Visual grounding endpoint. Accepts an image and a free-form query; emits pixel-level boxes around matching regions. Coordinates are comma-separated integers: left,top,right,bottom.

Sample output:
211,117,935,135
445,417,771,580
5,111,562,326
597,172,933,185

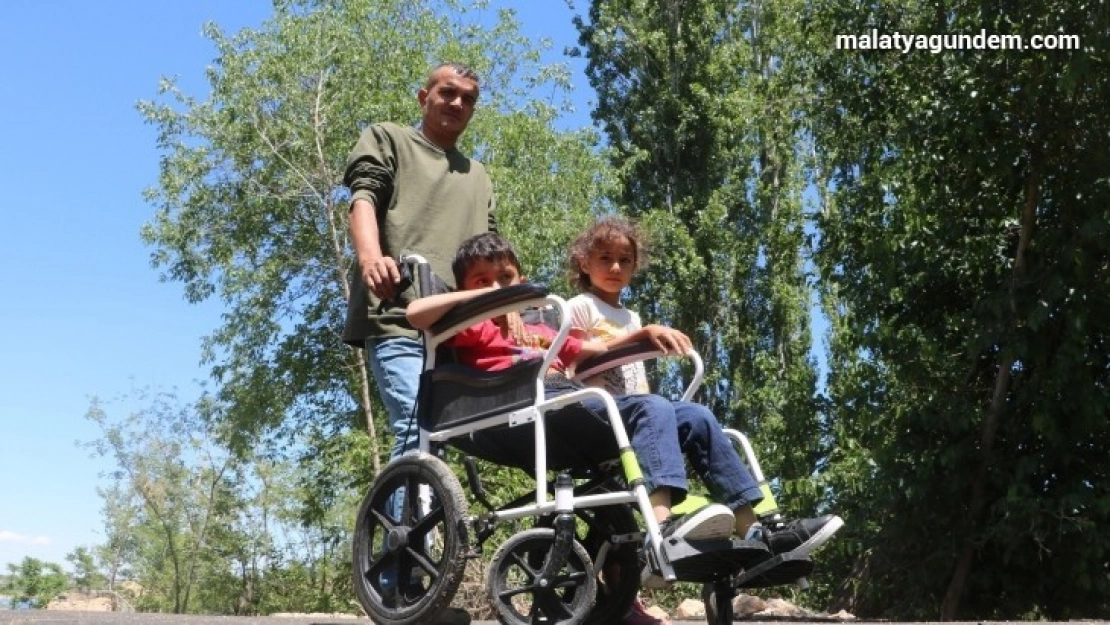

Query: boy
407,233,841,555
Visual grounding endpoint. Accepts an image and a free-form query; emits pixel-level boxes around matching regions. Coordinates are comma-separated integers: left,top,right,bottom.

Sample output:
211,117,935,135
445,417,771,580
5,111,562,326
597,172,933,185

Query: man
344,62,496,458
343,62,495,625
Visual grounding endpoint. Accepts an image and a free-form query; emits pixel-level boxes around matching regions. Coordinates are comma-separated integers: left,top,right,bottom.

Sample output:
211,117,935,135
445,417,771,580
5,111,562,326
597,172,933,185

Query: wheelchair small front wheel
487,528,597,625
351,453,468,625
536,503,639,625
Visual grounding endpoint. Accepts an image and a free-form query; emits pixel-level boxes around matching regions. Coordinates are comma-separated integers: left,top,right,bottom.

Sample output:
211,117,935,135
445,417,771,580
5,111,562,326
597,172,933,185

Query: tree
85,390,246,613
805,0,1110,618
573,0,825,518
96,482,140,591
66,547,106,594
4,557,68,608
138,0,609,507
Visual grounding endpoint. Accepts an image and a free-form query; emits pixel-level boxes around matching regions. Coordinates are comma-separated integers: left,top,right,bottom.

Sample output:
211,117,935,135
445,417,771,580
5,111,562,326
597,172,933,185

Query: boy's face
461,258,523,290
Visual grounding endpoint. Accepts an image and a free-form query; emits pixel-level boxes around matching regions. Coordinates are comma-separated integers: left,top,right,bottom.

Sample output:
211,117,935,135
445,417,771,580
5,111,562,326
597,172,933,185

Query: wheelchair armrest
573,339,661,381
428,283,551,337
572,339,705,402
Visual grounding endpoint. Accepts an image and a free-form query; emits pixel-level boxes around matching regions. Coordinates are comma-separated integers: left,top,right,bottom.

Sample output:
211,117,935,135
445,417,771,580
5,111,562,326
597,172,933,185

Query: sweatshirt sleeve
343,124,396,212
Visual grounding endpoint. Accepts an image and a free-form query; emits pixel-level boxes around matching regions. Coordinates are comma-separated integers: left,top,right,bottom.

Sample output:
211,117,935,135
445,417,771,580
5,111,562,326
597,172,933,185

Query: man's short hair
427,62,480,88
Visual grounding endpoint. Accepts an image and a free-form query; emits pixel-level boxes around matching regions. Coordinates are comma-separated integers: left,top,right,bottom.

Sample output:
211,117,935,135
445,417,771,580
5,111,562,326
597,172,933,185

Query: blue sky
0,1,593,572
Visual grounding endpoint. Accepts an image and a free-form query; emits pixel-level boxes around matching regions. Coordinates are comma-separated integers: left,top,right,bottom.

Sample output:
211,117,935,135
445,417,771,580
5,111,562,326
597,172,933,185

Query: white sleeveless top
566,292,651,395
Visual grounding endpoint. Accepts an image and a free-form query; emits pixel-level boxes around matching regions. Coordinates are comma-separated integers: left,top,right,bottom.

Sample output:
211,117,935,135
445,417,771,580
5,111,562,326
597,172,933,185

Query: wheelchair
351,256,819,625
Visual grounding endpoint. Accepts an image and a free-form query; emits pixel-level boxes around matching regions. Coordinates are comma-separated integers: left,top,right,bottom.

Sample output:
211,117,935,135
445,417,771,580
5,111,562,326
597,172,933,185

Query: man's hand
360,256,402,301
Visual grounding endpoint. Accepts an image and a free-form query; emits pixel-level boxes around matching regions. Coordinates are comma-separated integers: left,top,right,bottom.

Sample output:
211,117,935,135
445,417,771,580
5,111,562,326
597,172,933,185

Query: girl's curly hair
566,215,650,292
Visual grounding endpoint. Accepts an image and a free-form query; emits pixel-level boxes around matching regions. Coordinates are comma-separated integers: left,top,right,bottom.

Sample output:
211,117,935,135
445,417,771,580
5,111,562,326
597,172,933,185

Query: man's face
461,258,522,291
418,68,479,148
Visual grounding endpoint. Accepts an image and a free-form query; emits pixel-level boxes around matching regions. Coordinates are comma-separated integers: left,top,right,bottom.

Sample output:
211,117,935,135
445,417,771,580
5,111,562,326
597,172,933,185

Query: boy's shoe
659,503,735,542
755,514,844,556
623,597,671,625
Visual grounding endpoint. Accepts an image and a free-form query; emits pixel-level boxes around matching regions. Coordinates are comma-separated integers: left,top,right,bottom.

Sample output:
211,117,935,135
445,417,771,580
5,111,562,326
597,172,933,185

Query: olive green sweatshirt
342,122,496,344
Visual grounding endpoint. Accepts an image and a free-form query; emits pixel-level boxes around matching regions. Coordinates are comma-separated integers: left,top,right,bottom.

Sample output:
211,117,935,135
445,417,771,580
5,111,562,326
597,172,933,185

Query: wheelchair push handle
398,253,440,300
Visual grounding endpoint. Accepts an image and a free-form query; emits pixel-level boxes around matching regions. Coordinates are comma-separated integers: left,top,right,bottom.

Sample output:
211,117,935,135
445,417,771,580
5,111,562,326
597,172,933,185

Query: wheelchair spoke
367,505,397,530
495,584,536,601
407,503,445,538
533,589,575,621
404,546,441,583
506,550,541,579
550,570,589,589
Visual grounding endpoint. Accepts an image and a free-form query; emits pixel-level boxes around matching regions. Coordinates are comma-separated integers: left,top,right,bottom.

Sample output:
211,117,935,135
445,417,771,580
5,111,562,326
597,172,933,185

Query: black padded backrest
417,359,543,432
417,282,550,433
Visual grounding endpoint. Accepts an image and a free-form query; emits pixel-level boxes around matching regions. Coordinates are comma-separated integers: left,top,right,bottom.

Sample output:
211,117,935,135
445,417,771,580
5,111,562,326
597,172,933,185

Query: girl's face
582,235,636,306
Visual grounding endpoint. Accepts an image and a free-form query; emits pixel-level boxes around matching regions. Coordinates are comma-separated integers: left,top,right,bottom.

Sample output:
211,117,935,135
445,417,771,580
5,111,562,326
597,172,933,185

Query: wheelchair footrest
666,538,771,584
735,550,814,588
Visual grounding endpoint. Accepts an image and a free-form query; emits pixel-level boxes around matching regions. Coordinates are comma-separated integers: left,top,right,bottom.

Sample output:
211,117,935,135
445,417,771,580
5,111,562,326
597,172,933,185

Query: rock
831,609,857,619
733,593,768,616
758,597,814,618
673,598,706,619
45,593,113,612
643,603,671,622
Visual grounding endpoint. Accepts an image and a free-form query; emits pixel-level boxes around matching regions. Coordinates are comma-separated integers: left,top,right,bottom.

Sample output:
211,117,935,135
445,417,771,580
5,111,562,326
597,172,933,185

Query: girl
566,216,681,625
566,216,685,396
564,217,843,624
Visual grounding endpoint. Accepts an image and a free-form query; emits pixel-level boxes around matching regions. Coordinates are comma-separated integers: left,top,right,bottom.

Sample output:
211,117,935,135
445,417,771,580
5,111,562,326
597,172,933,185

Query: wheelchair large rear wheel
487,528,597,625
351,453,468,625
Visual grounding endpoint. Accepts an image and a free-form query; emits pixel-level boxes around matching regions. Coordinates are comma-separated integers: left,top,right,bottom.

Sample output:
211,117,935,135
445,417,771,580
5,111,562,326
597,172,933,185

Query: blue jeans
555,392,763,511
366,336,425,595
366,336,424,459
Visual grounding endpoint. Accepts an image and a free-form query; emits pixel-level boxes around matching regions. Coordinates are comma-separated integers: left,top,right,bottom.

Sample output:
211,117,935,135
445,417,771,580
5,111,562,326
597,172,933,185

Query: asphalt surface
2,613,1107,625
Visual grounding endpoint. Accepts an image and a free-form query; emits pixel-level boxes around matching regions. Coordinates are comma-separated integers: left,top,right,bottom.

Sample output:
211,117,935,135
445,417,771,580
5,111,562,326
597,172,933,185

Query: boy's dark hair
452,232,522,285
567,215,649,291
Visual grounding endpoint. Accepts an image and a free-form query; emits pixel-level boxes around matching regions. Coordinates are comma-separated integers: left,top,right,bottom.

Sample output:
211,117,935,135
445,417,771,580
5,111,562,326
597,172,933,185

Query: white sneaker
662,504,735,541
640,504,736,589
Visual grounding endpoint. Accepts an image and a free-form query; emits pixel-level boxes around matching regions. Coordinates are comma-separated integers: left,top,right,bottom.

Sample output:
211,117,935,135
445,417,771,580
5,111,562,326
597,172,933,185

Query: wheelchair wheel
351,453,468,625
487,528,597,625
702,580,735,625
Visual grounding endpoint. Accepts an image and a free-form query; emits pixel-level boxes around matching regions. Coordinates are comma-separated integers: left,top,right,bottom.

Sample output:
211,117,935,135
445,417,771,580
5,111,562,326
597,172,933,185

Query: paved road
2,613,1105,625
0,610,851,625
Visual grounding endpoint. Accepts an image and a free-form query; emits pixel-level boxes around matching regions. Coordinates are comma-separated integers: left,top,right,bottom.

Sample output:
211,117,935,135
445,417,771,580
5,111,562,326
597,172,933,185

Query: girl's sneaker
660,503,735,541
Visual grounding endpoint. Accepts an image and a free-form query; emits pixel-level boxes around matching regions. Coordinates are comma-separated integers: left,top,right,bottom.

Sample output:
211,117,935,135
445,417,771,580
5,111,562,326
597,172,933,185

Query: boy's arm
406,287,498,330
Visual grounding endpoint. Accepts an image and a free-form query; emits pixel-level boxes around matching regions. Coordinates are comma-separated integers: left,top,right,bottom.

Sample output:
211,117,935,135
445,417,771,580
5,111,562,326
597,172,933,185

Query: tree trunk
940,153,1043,620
